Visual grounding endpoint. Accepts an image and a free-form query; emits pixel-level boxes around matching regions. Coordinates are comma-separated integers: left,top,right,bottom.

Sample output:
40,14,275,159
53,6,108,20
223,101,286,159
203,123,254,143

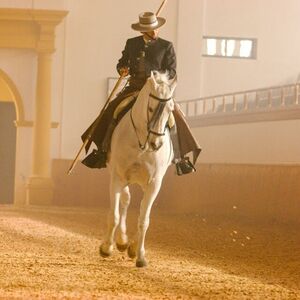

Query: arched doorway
0,8,67,205
0,75,17,204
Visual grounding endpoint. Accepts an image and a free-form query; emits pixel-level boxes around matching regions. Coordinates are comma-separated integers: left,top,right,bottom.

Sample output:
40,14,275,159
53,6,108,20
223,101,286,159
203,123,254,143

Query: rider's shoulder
126,36,143,44
157,37,171,43
157,37,173,48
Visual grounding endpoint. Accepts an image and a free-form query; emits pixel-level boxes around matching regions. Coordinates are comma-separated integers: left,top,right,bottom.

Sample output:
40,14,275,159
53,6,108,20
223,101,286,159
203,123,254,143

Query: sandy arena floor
0,205,299,299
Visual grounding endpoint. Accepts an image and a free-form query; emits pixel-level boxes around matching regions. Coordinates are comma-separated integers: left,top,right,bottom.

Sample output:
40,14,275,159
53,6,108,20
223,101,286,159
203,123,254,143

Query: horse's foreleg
100,176,123,257
116,186,130,252
135,180,162,267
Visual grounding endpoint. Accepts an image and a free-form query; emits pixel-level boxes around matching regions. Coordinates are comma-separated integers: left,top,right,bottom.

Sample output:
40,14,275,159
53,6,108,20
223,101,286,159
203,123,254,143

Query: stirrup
82,149,107,169
175,157,196,176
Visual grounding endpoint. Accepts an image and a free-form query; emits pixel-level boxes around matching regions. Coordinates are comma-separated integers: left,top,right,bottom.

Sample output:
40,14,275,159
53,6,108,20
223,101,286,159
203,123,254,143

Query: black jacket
117,35,176,87
81,36,177,154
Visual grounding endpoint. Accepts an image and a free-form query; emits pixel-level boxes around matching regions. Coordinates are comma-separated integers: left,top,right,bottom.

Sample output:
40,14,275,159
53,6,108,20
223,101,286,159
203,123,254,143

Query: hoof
136,259,147,268
127,244,136,259
99,245,112,258
116,243,128,252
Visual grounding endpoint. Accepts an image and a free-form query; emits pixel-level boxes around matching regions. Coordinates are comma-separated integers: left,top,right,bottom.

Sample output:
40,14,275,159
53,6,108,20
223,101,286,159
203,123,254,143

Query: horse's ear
170,75,177,94
150,71,158,88
150,71,156,82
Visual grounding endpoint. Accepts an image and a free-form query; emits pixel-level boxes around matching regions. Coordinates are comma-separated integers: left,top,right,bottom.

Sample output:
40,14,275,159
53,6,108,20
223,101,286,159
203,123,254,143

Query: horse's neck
131,83,150,139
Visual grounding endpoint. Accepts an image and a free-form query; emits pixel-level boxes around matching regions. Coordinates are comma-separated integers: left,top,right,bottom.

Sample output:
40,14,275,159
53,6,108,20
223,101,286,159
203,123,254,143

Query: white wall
176,0,204,101
0,49,37,121
194,119,300,164
202,0,300,96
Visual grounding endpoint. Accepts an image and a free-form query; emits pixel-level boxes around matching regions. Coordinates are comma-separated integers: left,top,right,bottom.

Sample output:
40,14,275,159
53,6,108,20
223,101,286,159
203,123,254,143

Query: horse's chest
124,162,151,184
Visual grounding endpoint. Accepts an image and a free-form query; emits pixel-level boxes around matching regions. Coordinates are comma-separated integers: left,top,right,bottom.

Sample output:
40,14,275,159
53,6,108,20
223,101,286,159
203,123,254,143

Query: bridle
130,92,173,150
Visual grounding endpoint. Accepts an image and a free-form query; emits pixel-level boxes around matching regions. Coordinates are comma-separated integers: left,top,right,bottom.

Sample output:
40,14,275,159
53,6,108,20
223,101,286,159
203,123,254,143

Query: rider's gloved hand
119,67,129,77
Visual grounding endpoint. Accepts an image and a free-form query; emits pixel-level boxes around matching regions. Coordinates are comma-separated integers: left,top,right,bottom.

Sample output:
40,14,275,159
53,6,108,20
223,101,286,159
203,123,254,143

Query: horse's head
146,71,177,151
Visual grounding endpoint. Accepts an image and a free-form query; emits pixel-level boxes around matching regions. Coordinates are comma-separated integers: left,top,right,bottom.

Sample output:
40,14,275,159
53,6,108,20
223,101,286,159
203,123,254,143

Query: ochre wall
52,160,300,225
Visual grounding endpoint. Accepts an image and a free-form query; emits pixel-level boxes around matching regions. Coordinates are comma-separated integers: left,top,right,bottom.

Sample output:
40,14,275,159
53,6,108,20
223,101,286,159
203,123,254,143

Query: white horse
100,71,177,267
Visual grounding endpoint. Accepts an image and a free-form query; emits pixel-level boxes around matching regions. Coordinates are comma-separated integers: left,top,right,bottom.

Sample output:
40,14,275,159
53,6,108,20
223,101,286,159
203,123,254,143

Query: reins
130,91,173,150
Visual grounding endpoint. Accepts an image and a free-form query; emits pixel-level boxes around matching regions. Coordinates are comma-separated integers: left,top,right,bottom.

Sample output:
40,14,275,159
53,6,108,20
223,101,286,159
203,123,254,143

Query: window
203,36,257,59
206,38,217,55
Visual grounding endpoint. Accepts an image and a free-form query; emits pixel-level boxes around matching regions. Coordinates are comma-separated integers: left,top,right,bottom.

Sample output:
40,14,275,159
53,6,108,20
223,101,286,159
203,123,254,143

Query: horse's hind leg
116,185,130,252
100,176,124,257
135,180,162,267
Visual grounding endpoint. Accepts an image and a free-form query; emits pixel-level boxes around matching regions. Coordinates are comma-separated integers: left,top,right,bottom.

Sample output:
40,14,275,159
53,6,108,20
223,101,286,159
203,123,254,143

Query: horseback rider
81,12,201,175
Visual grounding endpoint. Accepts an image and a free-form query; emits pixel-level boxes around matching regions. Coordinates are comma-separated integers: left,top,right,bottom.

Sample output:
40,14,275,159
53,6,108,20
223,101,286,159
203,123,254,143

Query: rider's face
142,30,159,40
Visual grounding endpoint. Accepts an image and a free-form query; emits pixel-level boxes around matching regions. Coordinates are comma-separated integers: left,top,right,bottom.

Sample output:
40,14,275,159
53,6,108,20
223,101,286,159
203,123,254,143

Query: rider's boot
82,119,117,169
170,125,196,176
81,149,107,169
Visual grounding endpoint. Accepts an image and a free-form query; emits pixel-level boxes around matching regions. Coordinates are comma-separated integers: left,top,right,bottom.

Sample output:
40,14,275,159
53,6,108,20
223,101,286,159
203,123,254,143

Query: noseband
130,92,173,150
149,93,172,103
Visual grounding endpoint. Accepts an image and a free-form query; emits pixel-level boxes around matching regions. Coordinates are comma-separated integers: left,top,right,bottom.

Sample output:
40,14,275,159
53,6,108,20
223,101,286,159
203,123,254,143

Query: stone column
26,51,53,205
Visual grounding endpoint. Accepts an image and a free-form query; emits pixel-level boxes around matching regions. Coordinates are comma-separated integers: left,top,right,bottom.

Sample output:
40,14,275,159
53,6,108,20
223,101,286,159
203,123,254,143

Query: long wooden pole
156,0,168,16
67,74,125,175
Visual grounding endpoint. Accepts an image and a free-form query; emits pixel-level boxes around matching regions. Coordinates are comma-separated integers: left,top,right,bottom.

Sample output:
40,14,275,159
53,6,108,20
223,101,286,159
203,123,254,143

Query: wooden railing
178,83,300,119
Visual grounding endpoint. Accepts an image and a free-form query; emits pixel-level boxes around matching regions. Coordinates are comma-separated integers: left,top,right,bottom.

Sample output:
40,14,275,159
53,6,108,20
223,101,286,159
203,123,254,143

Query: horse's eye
149,107,154,113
